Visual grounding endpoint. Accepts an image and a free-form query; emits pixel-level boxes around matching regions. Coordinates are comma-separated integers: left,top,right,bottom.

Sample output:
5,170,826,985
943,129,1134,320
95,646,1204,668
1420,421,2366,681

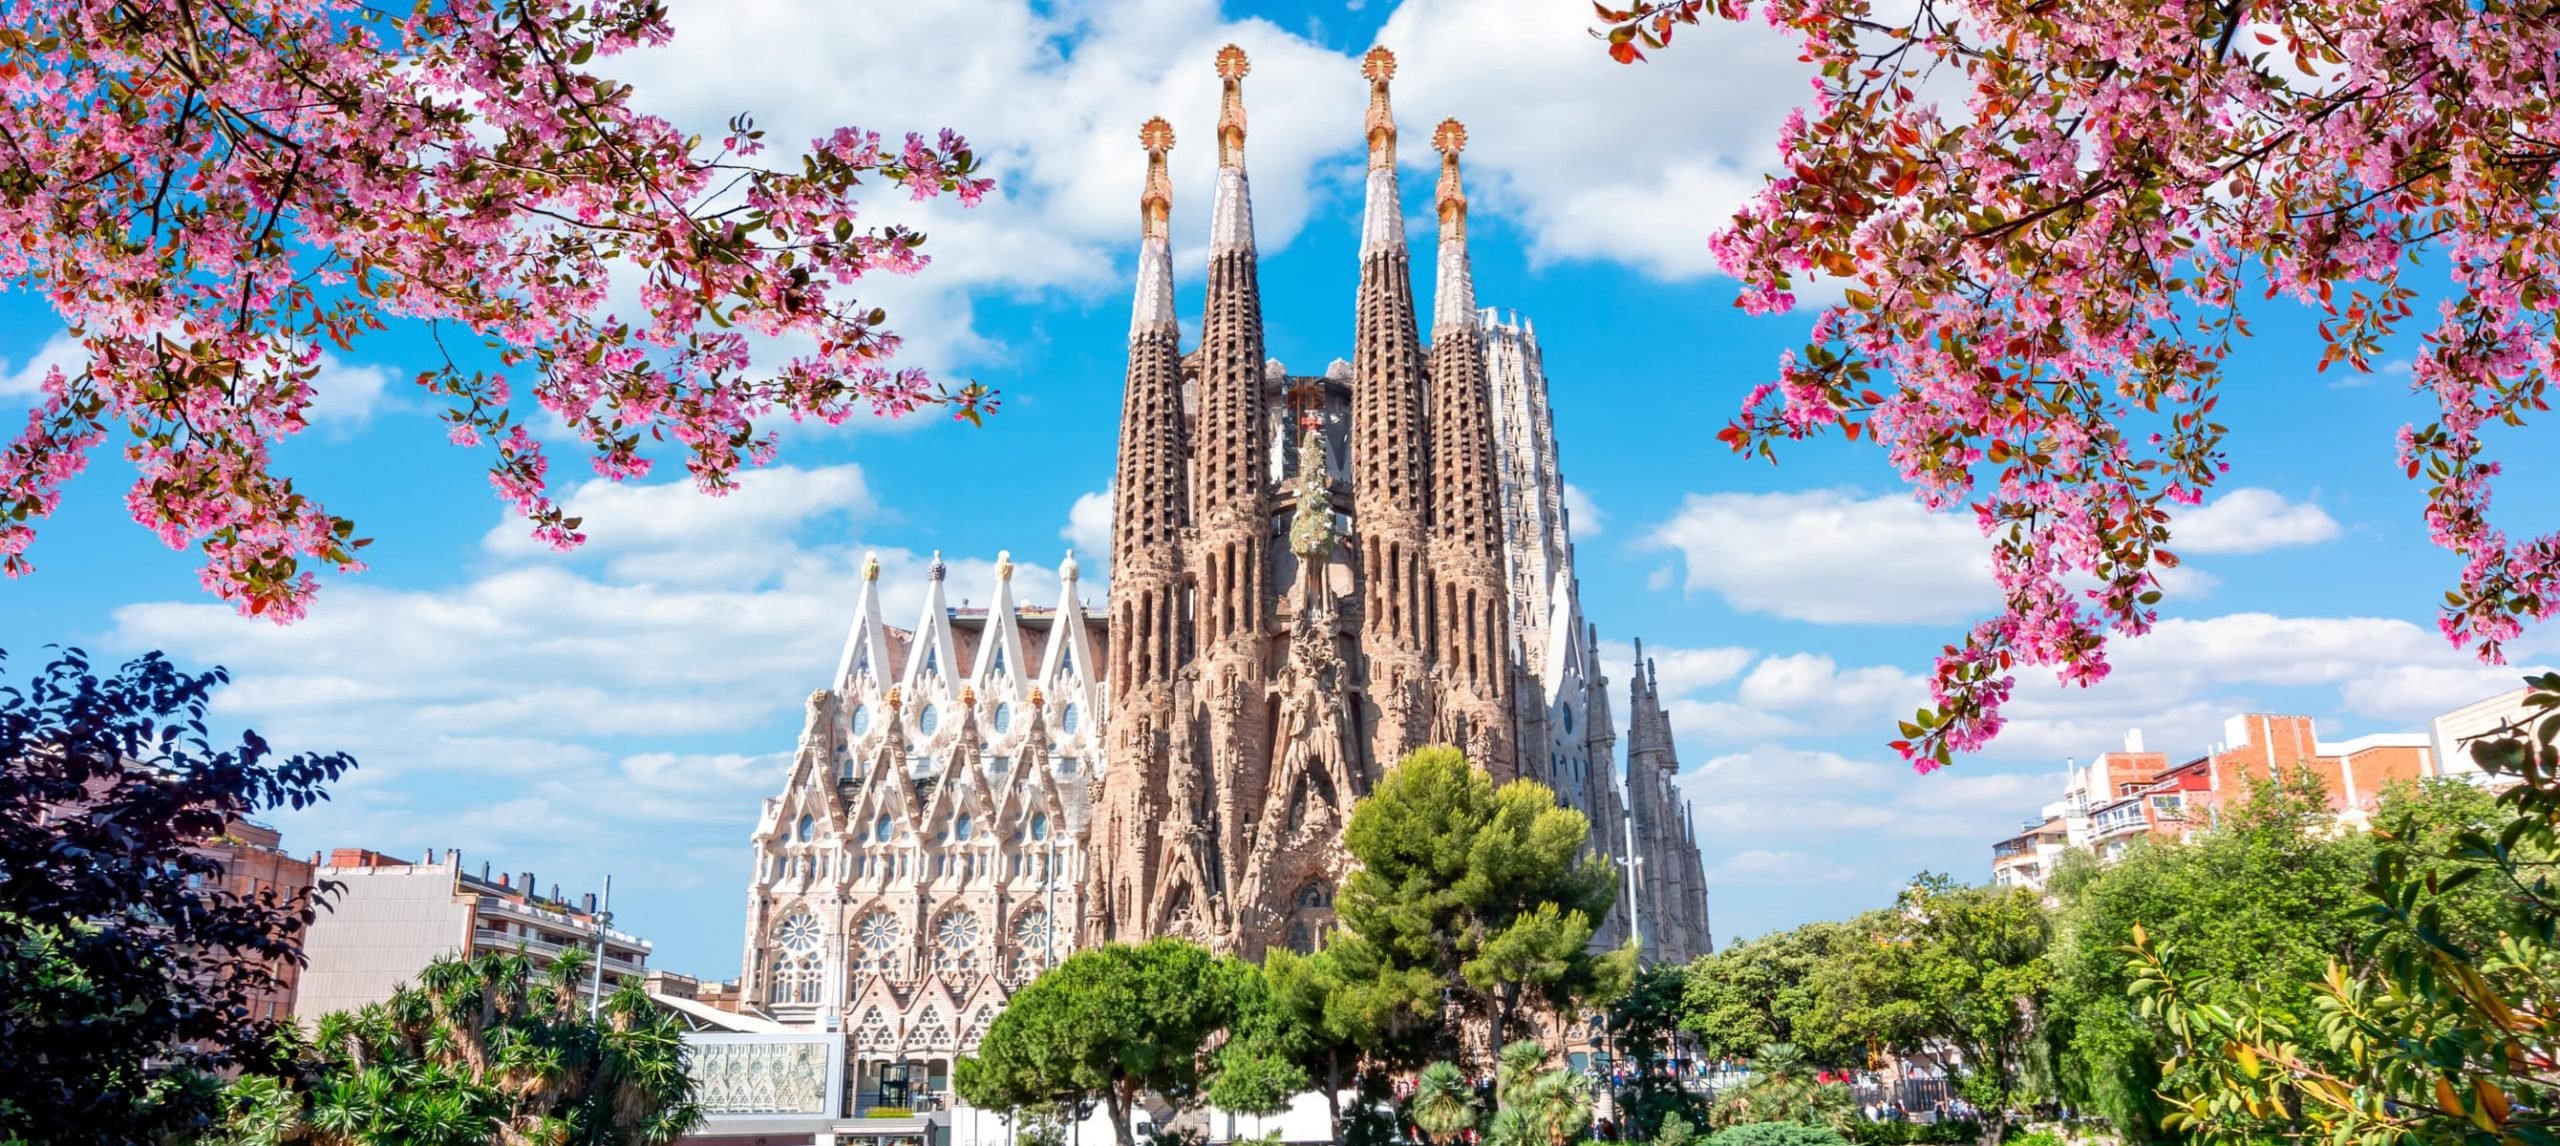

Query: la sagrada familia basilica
736,45,1711,1070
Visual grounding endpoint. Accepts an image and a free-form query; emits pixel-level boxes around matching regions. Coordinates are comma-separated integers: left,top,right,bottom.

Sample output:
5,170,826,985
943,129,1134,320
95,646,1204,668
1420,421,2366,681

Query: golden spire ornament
1215,44,1250,168
1433,118,1469,238
1139,117,1175,241
1362,46,1398,169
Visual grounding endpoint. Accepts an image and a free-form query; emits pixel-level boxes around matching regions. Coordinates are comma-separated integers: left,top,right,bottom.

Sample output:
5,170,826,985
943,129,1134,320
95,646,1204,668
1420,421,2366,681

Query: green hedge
1842,1120,1981,1146
1709,1124,1853,1146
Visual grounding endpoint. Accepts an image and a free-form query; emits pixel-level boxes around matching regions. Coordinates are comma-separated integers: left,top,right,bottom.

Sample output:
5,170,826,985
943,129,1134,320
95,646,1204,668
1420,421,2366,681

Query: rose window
854,909,904,977
1008,909,1050,980
777,910,822,955
932,910,982,975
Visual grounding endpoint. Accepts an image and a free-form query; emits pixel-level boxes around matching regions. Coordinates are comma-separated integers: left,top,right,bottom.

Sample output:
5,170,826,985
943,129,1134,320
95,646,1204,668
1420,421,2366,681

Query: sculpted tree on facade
1596,0,2560,767
0,0,992,621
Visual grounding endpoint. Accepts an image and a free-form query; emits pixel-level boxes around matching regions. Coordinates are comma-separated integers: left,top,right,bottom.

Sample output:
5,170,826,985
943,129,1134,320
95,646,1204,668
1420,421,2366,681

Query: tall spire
1431,119,1476,335
1211,44,1255,252
1093,108,1198,949
1185,41,1273,949
1350,44,1433,768
1359,46,1404,257
1421,114,1512,778
1132,117,1176,338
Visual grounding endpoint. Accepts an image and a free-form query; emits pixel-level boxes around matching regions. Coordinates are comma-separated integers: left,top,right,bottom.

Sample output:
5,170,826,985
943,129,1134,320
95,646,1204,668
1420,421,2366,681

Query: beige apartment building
294,847,651,1022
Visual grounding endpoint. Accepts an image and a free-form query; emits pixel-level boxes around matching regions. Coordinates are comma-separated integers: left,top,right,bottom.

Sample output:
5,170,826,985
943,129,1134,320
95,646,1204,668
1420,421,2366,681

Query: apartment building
2432,685,2546,779
1992,713,2439,889
294,847,651,1022
201,820,318,1022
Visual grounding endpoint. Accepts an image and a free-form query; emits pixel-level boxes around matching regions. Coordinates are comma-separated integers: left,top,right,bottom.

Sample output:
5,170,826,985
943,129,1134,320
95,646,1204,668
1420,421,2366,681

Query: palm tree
1710,1042,1855,1132
214,948,702,1145
1494,1040,1549,1108
1410,1061,1480,1144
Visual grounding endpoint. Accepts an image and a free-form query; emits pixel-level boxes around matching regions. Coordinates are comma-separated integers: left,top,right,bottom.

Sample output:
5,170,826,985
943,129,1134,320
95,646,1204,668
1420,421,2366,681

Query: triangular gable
833,553,896,692
1035,552,1102,748
970,552,1032,704
903,552,960,696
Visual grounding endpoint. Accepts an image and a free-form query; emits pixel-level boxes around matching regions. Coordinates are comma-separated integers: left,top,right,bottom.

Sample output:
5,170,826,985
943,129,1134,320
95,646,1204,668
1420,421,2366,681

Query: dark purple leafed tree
0,646,354,1143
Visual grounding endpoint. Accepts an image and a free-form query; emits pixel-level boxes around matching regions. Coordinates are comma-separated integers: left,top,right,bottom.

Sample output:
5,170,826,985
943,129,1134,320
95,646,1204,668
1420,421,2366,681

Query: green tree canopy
1858,877,2052,1144
2136,674,2560,1146
954,938,1244,1146
1333,746,1635,1054
214,947,699,1145
1681,919,1874,1070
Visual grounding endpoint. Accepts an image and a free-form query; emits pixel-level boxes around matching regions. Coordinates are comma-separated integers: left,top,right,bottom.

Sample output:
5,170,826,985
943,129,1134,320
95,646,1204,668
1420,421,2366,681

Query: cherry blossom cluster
0,0,993,621
1601,0,2560,769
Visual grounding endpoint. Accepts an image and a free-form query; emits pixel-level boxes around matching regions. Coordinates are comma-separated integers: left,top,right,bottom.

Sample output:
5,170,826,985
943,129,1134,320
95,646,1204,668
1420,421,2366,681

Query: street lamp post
587,873,613,1018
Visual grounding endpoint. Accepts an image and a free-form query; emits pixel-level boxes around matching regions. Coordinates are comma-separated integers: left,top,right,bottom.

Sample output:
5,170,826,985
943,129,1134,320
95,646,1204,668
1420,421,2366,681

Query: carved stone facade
739,553,1099,1069
737,44,1712,1068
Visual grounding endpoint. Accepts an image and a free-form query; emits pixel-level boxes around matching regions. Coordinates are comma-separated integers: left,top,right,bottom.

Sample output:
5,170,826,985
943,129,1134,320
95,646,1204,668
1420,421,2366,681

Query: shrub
2004,1133,2063,1146
1710,1123,1854,1146
1844,1120,1981,1146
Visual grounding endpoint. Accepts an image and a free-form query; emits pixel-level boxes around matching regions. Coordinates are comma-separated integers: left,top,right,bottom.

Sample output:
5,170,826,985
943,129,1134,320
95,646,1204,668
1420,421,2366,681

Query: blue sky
5,0,2553,979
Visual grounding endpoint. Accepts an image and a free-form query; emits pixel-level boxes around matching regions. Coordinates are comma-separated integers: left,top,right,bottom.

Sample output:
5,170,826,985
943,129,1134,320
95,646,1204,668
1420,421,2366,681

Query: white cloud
2174,488,2341,554
1677,742,2063,846
1063,489,1114,584
1643,489,1993,624
607,0,1371,375
483,463,874,584
1599,638,1751,697
305,354,394,429
1375,0,1811,279
1736,653,1924,714
1976,612,2551,762
1562,483,1606,540
0,330,83,397
595,0,1818,392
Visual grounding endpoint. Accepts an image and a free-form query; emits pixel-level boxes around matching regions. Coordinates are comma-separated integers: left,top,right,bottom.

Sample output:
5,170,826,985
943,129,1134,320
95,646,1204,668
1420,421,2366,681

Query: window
993,702,1013,734
954,814,974,842
1008,909,1050,980
1030,812,1050,842
772,912,824,1004
854,909,903,977
1561,704,1575,734
1060,703,1081,734
933,910,982,975
851,704,872,736
797,813,816,842
919,704,941,736
875,814,895,843
777,911,822,954
1059,756,1079,774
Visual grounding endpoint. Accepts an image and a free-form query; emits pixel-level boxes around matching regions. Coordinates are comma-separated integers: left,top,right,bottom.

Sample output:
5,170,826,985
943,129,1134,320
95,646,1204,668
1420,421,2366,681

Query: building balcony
471,928,649,975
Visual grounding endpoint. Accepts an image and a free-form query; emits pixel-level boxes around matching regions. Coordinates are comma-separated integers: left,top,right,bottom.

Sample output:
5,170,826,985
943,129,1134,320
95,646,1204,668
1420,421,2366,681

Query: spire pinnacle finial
1138,117,1174,242
928,550,946,581
1061,550,1080,582
996,550,1014,582
1433,118,1469,234
1215,45,1250,170
1363,47,1398,170
862,551,881,582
